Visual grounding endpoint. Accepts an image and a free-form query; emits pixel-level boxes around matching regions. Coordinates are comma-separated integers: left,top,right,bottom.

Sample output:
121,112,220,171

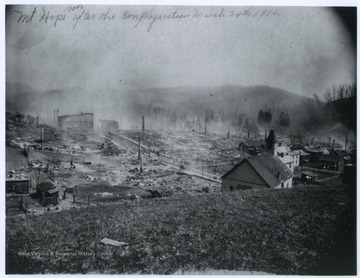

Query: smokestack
142,115,145,132
328,136,331,147
41,128,44,150
36,112,39,127
265,129,267,141
332,139,335,151
311,137,314,145
227,125,230,139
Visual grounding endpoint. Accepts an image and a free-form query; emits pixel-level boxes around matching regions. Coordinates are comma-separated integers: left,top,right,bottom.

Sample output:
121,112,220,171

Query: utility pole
138,133,143,173
202,160,204,178
142,115,145,132
56,109,59,127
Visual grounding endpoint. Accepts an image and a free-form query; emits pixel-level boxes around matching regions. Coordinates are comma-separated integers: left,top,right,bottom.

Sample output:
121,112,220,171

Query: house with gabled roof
221,152,293,191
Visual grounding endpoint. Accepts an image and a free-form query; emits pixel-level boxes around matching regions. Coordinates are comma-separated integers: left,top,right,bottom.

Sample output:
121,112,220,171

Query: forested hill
323,96,356,132
6,82,307,131
8,81,355,138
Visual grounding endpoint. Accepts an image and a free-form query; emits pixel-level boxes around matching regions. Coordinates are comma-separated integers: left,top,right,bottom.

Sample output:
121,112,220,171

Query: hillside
6,82,308,132
6,185,355,275
324,96,356,132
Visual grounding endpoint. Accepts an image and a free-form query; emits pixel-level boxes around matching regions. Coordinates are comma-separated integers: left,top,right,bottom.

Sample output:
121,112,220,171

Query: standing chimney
142,115,145,132
311,137,314,145
138,134,141,160
227,125,230,139
265,129,267,141
332,139,335,151
36,112,39,127
41,128,44,150
328,136,331,147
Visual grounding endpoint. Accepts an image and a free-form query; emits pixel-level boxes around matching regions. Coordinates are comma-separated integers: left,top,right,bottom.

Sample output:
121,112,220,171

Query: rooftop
222,152,293,188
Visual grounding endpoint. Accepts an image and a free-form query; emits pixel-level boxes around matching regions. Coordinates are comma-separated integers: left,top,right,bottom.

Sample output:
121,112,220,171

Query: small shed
319,154,343,172
37,181,60,206
6,179,30,194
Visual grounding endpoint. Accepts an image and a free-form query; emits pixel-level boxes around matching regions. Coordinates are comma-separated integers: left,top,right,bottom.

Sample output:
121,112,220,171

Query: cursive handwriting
121,10,191,32
12,6,281,32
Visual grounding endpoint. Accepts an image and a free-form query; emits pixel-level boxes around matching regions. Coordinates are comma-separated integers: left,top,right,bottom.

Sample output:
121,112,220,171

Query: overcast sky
6,5,356,97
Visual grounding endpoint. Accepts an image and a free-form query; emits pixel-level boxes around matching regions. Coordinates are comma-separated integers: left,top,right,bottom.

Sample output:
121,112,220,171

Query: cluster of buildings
221,129,355,191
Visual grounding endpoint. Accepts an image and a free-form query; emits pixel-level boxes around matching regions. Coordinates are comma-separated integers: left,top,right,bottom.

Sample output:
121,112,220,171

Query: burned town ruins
5,4,356,276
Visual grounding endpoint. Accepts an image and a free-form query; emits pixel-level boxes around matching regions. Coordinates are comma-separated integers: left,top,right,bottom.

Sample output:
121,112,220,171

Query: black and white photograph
4,3,357,275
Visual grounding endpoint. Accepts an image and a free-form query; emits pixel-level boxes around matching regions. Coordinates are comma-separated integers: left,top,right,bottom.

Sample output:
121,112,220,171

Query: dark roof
319,154,342,162
222,152,293,188
38,181,56,192
46,187,59,194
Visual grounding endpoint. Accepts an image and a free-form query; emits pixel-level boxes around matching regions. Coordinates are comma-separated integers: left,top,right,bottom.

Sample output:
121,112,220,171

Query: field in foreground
6,185,356,275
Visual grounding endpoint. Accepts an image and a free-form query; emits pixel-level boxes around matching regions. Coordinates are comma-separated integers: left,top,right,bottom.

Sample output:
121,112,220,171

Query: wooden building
37,181,60,206
319,154,344,172
221,152,293,191
6,179,30,194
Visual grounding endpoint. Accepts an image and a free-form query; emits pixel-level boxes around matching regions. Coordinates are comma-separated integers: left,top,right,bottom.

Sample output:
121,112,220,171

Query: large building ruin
99,119,119,133
57,112,94,133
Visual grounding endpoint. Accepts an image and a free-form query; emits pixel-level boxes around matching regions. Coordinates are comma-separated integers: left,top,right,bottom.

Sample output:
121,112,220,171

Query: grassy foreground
6,184,356,274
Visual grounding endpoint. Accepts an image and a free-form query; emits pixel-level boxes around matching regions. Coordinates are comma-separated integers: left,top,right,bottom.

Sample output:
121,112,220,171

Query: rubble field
6,118,232,215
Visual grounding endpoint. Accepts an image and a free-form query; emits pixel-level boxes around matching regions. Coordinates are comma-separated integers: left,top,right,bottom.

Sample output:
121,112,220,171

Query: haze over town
5,4,357,275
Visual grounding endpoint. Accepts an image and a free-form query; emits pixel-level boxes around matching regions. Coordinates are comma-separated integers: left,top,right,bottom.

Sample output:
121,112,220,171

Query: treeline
323,84,356,103
125,84,355,136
